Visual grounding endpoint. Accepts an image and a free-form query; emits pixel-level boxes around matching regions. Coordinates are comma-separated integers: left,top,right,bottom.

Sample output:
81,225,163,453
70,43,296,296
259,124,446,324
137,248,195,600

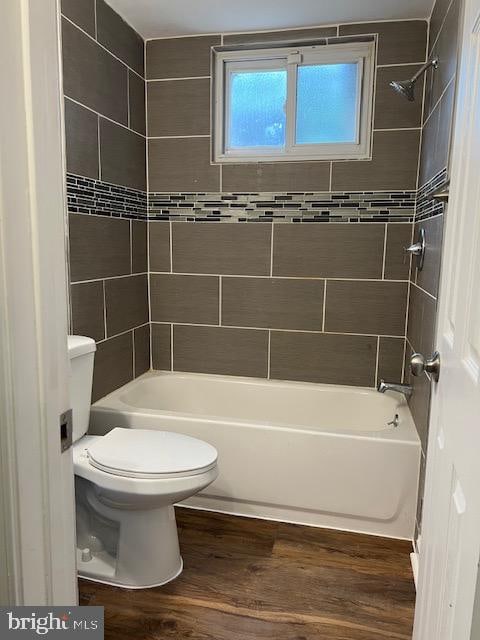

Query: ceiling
106,0,434,40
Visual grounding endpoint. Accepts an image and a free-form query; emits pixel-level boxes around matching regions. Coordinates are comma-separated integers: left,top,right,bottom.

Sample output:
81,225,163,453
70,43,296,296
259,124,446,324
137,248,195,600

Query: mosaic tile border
415,168,448,221
66,174,148,220
148,191,415,223
66,170,450,224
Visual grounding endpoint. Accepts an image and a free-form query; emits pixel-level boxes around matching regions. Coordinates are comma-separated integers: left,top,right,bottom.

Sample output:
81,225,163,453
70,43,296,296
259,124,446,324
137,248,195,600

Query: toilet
68,335,218,589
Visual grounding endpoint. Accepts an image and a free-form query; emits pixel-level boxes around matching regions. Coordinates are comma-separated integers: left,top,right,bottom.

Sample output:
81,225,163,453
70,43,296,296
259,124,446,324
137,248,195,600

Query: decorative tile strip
66,174,148,219
415,168,448,221
148,190,416,223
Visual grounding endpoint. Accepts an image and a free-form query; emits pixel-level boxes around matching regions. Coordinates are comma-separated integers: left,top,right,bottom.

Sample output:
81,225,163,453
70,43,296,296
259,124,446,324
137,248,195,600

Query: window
213,41,375,163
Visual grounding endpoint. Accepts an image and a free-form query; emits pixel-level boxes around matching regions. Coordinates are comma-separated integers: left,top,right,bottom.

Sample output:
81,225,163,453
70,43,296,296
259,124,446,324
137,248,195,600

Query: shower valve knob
405,242,423,255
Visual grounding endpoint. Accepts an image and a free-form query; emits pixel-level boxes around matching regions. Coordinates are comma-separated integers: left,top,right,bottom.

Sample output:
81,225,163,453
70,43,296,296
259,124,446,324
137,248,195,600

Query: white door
413,0,480,637
0,0,77,604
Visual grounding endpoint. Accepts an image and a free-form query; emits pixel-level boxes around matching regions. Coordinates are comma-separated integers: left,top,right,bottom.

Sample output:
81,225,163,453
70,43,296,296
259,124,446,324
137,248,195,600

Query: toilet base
76,478,185,589
78,557,183,590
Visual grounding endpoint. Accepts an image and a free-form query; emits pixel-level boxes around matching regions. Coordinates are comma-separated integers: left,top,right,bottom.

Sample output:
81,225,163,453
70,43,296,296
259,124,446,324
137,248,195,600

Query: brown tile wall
149,221,412,386
146,21,427,192
406,0,462,542
62,1,149,401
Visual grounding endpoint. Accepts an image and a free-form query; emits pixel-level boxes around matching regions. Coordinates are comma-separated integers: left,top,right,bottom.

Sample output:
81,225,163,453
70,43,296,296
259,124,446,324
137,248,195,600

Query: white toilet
68,335,218,589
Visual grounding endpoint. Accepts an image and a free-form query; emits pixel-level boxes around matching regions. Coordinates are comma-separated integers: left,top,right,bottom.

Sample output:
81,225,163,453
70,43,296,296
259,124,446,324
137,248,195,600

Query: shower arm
410,57,439,83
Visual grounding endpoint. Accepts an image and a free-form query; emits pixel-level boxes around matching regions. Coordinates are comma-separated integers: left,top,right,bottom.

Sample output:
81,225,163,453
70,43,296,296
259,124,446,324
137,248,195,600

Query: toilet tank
67,335,96,443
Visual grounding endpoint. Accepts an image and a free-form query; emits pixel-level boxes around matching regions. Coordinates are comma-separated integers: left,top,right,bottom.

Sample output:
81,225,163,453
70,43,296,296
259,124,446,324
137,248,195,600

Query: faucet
377,380,413,398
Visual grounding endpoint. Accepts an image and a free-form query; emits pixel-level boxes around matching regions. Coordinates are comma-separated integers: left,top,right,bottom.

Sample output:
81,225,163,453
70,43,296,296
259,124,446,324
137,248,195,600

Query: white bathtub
89,371,421,539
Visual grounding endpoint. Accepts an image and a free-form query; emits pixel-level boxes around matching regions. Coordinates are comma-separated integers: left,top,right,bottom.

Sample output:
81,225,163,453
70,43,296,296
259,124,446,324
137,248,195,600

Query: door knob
410,351,441,382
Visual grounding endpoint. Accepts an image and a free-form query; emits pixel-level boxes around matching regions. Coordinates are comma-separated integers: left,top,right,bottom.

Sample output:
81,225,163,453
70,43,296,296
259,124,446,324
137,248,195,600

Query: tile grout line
267,330,271,379
170,324,174,371
102,280,107,339
96,322,150,345
97,116,102,180
374,335,381,387
132,328,136,377
381,223,388,279
147,272,410,283
150,321,405,339
219,276,223,325
269,223,274,277
322,280,327,331
65,95,146,140
72,272,148,285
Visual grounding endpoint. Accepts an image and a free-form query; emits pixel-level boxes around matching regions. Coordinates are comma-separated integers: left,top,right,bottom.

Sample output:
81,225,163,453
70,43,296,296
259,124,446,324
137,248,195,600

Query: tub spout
377,380,413,398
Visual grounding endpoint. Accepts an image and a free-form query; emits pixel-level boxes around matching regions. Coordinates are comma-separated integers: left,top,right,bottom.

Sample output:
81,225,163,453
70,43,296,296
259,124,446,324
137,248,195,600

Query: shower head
390,57,438,102
390,79,416,101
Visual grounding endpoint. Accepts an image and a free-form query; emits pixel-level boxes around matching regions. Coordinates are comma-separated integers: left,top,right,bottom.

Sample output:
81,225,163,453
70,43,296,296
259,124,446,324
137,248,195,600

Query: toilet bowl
68,336,218,589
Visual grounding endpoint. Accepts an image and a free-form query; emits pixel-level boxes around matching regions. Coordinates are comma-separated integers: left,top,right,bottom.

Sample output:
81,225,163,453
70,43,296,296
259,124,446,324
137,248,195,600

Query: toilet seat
85,428,218,479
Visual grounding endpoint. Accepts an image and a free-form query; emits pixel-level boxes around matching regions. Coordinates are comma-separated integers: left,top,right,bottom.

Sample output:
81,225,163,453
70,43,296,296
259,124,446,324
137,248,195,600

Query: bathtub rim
91,370,420,445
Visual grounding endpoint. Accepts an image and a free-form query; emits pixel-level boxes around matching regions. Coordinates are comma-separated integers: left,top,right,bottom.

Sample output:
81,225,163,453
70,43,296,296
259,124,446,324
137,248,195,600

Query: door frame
0,0,77,604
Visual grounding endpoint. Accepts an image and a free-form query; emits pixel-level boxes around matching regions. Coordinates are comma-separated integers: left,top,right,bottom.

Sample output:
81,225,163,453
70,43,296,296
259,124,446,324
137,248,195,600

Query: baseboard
410,548,419,589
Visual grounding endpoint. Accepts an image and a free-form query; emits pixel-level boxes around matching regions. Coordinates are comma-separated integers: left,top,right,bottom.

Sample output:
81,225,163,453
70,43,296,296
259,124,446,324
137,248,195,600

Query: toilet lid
86,428,218,479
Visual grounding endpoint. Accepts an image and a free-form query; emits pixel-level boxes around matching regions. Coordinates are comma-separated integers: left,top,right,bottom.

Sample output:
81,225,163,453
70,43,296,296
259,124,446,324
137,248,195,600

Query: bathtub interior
108,371,413,435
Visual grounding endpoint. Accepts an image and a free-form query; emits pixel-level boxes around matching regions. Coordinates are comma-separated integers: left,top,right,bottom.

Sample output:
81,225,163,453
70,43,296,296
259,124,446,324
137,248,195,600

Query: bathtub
89,371,421,539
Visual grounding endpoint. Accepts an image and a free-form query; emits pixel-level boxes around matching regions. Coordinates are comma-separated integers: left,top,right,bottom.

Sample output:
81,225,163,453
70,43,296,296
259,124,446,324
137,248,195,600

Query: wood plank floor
79,507,416,640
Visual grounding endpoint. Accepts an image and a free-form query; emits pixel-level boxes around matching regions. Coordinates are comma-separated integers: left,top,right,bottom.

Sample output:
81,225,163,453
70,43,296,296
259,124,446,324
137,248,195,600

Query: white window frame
213,41,375,163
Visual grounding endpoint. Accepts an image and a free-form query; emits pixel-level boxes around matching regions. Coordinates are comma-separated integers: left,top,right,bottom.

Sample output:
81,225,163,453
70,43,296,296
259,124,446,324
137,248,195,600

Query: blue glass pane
228,70,287,149
296,63,358,144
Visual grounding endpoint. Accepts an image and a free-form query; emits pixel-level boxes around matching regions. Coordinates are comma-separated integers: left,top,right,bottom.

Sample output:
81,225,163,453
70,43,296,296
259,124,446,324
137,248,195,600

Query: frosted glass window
296,63,358,144
214,41,374,162
227,70,287,149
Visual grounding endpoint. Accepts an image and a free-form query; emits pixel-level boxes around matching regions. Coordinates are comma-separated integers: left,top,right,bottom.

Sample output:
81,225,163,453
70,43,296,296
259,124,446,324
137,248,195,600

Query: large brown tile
270,332,377,387
339,21,427,65
100,118,146,191
99,118,146,190
325,280,408,336
148,138,220,192
128,71,146,135
375,66,424,129
331,130,421,191
418,104,440,188
223,26,337,45
151,324,171,370
149,222,171,272
222,161,330,192
105,274,149,336
62,18,128,124
146,36,220,79
428,0,461,114
429,0,452,52
134,324,150,376
378,337,405,383
147,79,210,137
384,223,413,281
407,283,437,356
222,277,324,331
414,214,444,297
173,325,268,378
64,98,99,179
150,274,219,325
132,221,147,273
273,223,385,278
61,0,95,36
96,0,144,75
172,223,271,276
92,333,133,402
420,77,455,187
69,214,130,282
71,281,105,341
